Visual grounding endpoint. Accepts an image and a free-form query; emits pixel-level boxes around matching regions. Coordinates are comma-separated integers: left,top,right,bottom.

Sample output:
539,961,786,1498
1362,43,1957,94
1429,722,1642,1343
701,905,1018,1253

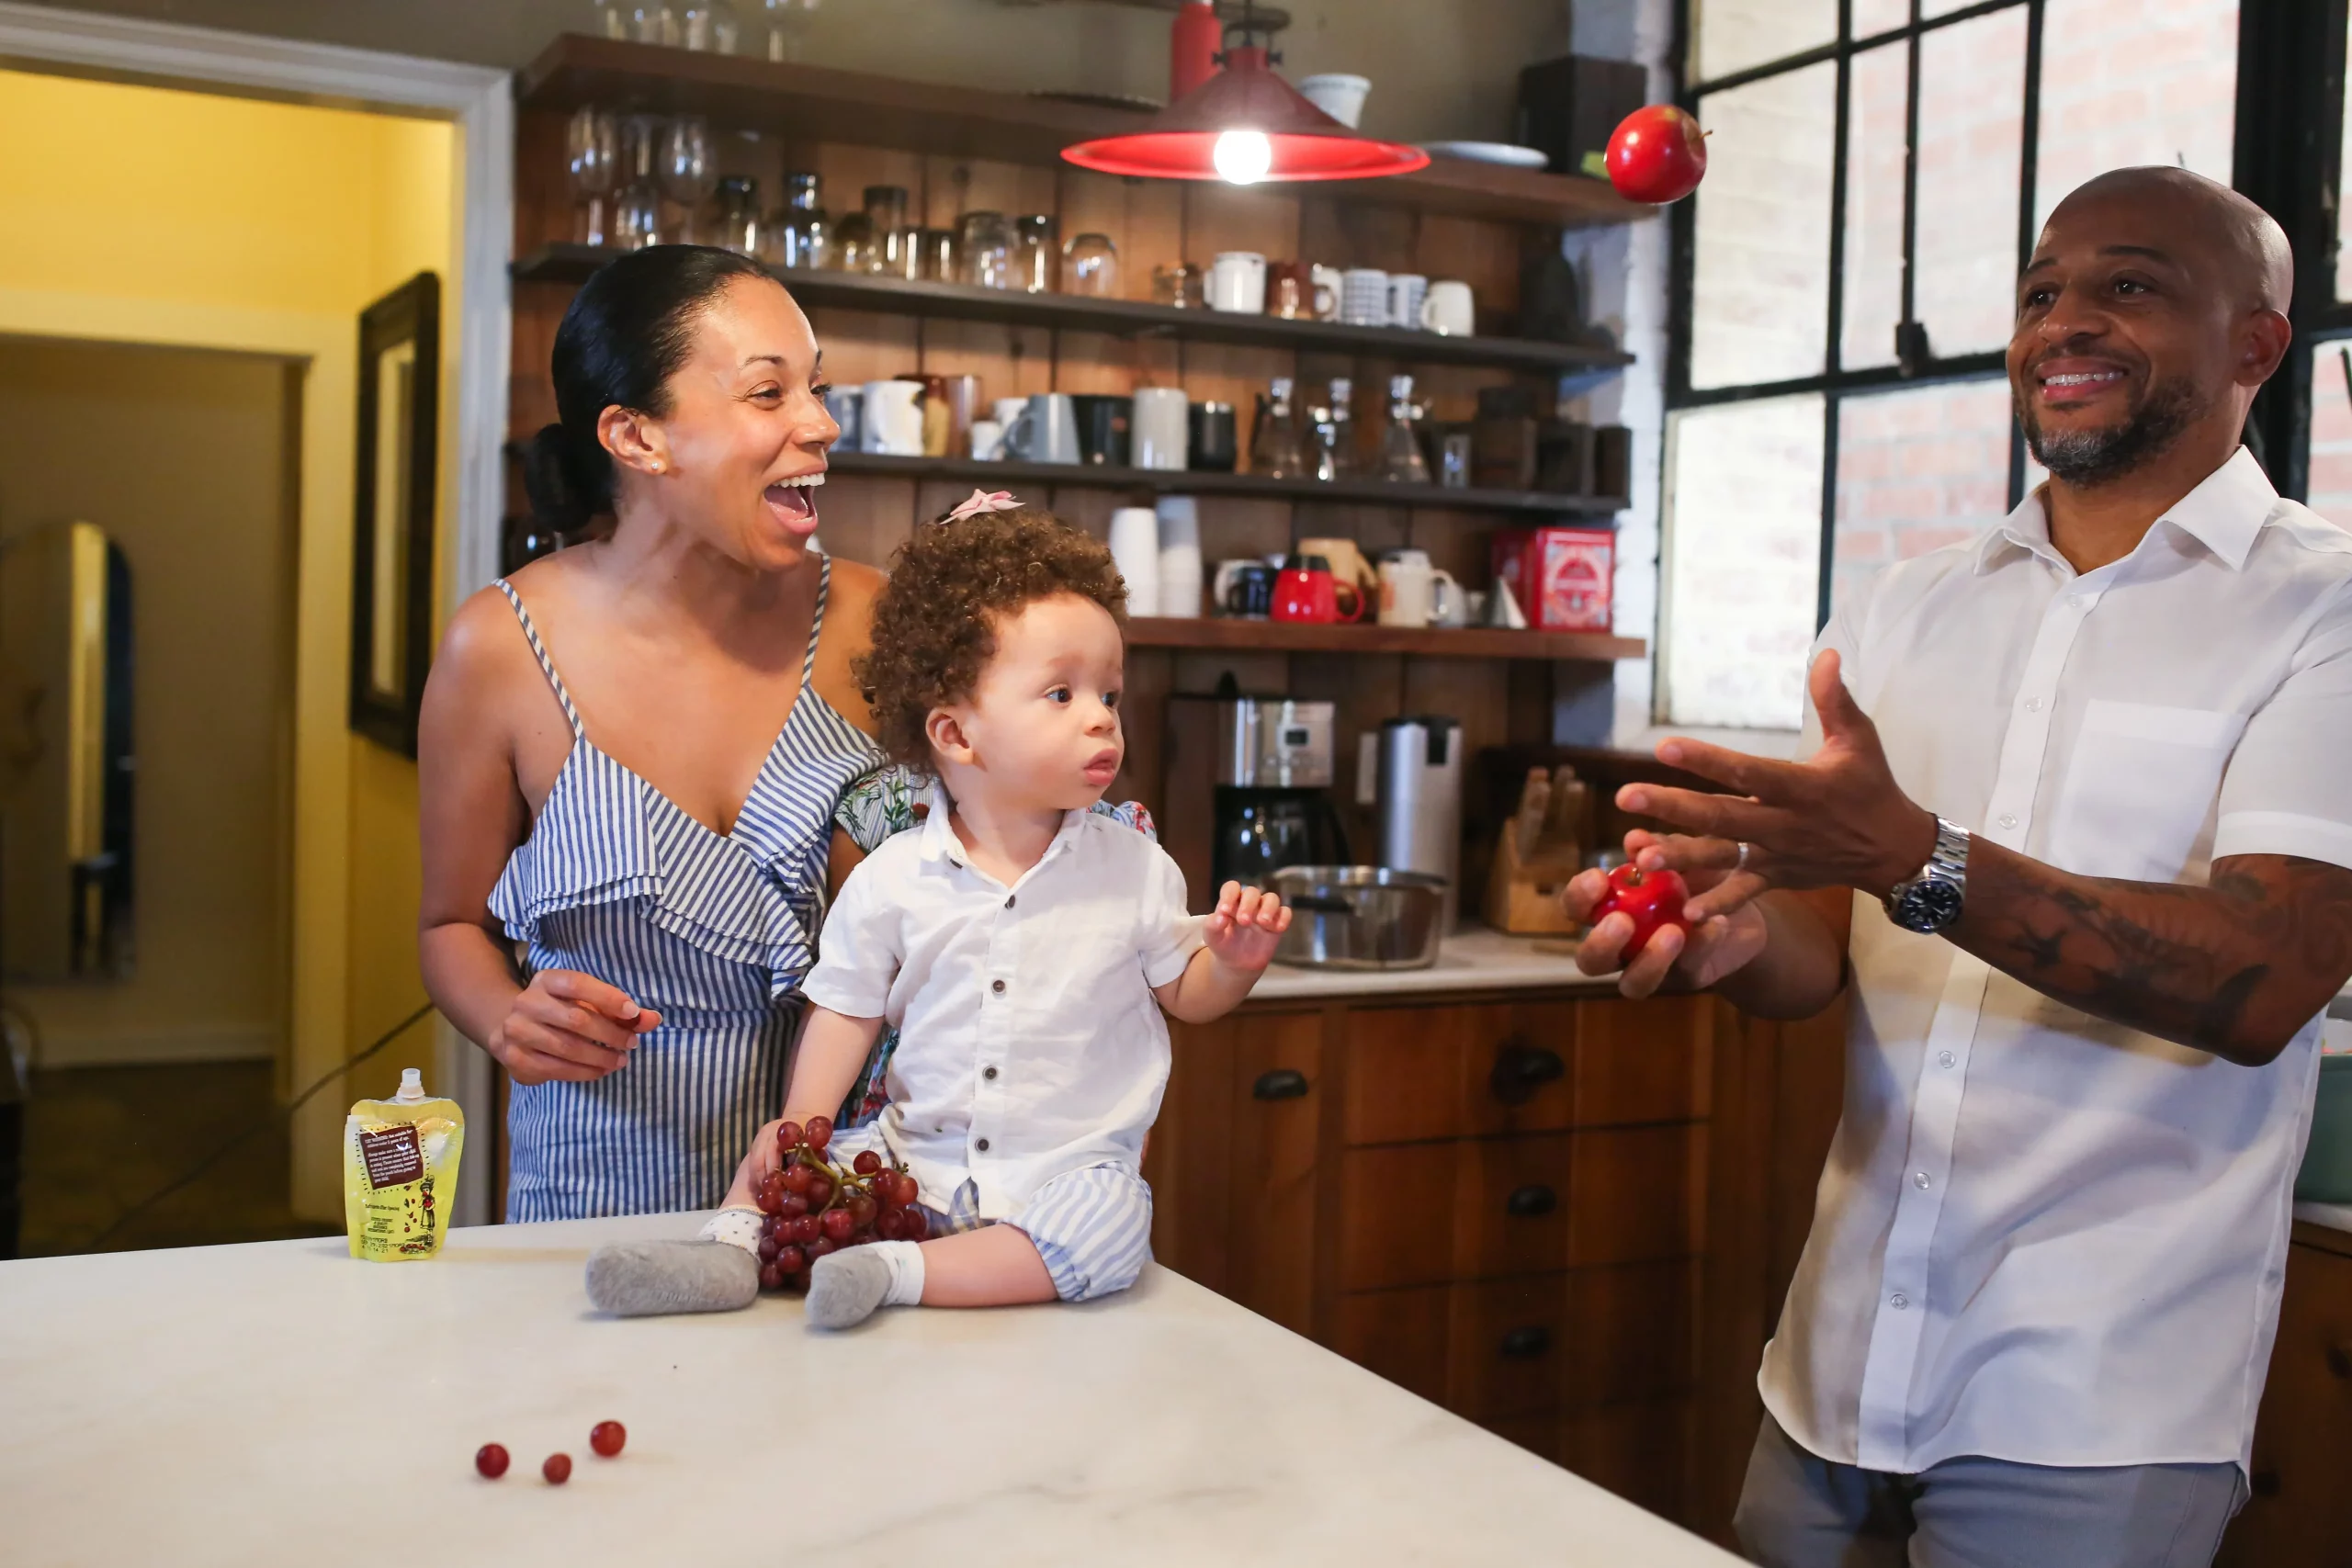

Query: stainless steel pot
1269,864,1447,970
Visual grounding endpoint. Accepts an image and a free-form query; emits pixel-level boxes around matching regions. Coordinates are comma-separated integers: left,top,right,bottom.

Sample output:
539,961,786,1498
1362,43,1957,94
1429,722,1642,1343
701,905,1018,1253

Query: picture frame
348,271,441,757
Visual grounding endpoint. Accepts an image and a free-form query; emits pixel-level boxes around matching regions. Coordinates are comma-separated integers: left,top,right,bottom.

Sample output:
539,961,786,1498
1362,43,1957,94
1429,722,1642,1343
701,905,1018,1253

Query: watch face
1896,878,1964,933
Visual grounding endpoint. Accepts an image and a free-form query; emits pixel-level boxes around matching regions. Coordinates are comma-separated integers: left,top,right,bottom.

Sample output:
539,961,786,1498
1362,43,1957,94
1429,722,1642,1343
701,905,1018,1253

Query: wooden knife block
1483,825,1585,936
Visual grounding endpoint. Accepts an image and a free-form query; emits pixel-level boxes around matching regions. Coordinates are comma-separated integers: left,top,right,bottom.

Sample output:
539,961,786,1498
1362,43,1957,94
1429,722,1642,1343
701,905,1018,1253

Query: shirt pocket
2046,700,2246,883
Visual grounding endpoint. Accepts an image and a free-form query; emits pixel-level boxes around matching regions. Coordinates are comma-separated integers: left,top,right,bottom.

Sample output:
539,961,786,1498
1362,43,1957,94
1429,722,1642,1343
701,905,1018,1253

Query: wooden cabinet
1148,987,1724,1529
2216,1221,2352,1565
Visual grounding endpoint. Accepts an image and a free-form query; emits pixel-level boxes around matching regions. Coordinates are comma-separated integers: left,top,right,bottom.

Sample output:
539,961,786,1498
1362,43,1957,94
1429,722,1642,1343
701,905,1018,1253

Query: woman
418,244,890,1221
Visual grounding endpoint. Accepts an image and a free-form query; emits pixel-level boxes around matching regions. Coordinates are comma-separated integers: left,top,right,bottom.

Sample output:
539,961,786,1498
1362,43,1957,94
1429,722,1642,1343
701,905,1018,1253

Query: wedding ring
1736,840,1753,873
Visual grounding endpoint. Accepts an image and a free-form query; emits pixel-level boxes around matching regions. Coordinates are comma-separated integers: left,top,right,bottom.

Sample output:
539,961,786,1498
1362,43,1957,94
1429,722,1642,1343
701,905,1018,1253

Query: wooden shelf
1124,617,1643,662
514,34,1657,231
820,449,1625,516
513,243,1632,378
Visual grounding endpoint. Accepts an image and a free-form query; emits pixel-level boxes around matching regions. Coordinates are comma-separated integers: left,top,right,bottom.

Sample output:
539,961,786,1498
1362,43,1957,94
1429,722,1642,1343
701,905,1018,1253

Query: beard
2016,368,2209,488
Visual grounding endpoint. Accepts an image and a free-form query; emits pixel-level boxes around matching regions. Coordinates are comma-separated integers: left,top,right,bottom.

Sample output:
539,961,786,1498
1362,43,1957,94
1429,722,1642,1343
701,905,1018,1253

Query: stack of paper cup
1155,496,1203,618
1108,507,1162,617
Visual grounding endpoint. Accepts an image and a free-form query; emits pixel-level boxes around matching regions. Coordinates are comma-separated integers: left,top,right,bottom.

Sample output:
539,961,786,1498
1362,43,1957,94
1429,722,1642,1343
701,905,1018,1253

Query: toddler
587,494,1288,1327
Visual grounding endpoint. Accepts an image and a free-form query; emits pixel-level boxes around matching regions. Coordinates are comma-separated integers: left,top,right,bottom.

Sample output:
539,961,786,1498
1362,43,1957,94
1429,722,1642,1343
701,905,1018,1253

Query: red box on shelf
1492,527,1614,632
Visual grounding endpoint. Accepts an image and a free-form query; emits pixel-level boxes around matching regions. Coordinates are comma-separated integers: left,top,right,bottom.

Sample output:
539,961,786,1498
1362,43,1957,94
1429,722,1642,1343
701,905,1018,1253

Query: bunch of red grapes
752,1114,928,1292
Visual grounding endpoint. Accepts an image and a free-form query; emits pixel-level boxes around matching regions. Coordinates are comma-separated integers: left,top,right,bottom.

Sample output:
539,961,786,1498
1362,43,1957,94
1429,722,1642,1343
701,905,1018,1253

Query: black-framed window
1657,0,2247,729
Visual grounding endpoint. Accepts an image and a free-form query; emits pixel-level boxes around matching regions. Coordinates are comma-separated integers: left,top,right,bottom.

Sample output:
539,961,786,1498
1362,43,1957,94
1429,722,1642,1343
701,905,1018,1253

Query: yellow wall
0,69,458,1217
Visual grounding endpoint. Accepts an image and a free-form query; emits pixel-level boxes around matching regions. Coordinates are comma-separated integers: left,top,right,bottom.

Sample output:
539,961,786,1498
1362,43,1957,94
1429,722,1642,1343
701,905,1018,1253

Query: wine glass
680,0,740,51
566,107,619,246
761,0,820,61
659,116,717,211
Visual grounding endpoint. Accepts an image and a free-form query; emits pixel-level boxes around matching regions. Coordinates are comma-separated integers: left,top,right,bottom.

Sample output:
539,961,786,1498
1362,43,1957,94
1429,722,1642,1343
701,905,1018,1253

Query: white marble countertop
0,1213,1737,1567
1252,924,1613,1002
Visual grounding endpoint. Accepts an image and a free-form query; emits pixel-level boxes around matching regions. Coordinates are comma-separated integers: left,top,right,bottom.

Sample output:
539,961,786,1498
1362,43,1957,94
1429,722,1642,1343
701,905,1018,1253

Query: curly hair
854,507,1128,768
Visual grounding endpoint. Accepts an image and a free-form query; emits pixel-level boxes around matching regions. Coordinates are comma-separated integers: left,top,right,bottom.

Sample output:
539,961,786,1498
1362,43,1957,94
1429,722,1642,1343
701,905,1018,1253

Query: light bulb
1213,129,1273,186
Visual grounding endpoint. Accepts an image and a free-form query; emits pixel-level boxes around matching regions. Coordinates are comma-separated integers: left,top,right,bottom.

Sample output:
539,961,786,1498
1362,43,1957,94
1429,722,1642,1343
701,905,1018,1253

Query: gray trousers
1734,1413,2245,1568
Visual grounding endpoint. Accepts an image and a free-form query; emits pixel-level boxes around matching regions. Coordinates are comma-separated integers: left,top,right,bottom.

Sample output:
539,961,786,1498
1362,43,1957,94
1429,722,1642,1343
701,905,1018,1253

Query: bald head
2042,166,2292,312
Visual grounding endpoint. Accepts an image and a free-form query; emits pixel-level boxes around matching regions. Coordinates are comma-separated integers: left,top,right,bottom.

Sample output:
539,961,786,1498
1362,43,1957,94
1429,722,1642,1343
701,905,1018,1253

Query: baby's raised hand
1205,881,1293,972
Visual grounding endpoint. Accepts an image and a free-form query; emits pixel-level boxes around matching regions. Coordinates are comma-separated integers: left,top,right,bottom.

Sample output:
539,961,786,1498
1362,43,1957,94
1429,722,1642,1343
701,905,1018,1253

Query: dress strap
802,554,831,687
494,579,585,739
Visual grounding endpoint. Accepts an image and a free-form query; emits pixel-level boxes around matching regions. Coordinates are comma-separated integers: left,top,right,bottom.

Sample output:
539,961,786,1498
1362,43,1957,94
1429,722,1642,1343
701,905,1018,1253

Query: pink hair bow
942,488,1022,524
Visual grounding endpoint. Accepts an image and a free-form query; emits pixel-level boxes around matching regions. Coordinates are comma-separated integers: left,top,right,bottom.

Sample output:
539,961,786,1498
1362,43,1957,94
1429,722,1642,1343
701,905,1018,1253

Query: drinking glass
958,210,1016,290
603,1,673,42
1062,232,1119,298
762,171,828,269
863,186,913,276
613,114,665,248
913,228,958,282
762,0,820,61
1014,215,1057,293
679,0,739,51
708,176,762,255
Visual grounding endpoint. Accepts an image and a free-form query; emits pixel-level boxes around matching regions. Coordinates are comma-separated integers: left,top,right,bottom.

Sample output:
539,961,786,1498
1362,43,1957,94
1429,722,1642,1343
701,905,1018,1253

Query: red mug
1272,556,1340,623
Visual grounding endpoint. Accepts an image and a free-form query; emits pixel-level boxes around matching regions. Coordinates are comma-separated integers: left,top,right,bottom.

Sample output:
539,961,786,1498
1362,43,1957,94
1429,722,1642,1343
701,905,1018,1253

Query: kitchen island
0,1212,1739,1566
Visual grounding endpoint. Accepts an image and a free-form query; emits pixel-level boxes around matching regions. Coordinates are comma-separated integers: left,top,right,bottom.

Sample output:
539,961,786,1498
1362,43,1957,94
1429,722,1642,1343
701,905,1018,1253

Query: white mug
1133,387,1190,470
1108,507,1162,613
1421,278,1475,336
1386,272,1429,332
1310,264,1343,321
1004,392,1082,464
968,418,1006,460
1209,251,1267,313
1377,549,1461,629
1340,266,1389,326
862,378,925,456
1154,495,1203,618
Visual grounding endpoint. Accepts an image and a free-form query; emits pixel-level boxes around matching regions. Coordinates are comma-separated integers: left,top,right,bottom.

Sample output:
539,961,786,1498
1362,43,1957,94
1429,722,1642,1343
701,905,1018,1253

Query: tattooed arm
1576,650,2352,1065
1947,845,2352,1066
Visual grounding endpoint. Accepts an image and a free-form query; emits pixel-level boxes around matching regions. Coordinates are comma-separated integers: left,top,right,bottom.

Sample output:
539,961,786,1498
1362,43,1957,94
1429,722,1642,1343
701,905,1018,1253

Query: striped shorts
830,1123,1154,1303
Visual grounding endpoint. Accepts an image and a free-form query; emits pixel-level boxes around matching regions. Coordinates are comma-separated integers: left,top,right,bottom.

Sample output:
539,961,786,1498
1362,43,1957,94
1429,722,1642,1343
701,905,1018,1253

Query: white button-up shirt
1761,448,2352,1473
800,790,1204,1220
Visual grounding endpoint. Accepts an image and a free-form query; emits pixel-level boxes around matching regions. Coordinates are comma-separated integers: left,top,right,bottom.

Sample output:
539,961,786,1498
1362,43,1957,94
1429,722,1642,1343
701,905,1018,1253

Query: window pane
1841,42,1907,370
1915,7,2027,356
1663,395,1826,728
1852,0,1906,40
1695,0,1837,83
1831,378,2015,613
2034,0,2237,231
2307,340,2352,526
1691,63,1838,389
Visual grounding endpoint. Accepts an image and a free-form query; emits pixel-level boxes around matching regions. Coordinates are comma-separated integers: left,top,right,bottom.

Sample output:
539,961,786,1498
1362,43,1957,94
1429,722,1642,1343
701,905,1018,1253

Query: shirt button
1891,1293,1909,1311
1005,895,1016,909
983,1066,999,1080
990,979,1006,995
976,1137,990,1152
2024,696,2043,713
1938,1050,1956,1068
1914,1171,1932,1190
1997,813,2018,829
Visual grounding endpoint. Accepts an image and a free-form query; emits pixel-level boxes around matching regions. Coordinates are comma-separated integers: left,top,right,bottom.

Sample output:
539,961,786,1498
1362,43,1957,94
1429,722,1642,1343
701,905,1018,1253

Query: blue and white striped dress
487,559,887,1221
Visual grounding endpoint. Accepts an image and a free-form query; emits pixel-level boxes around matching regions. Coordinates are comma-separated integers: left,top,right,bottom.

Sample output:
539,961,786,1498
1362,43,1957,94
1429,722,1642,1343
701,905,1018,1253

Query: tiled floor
17,1062,339,1258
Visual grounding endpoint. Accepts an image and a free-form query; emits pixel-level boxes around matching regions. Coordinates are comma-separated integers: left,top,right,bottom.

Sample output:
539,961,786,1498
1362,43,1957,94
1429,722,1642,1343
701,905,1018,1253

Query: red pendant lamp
1064,9,1426,186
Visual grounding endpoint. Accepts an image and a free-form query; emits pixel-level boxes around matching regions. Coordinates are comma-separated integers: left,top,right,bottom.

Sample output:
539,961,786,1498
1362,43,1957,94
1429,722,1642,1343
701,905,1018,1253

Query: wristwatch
1884,816,1970,933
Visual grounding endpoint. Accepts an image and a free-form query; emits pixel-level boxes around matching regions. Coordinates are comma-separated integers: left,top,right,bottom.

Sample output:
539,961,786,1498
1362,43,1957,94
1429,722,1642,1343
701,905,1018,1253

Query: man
1571,166,2352,1566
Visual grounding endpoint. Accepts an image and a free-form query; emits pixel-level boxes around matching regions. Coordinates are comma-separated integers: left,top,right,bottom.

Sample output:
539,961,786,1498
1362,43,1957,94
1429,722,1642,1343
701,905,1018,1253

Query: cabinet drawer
1452,1276,1569,1421
1574,994,1713,1125
1333,1284,1451,1408
1453,1263,1698,1421
1338,1135,1577,1290
2220,1238,2352,1565
1483,1400,1693,1525
1343,1000,1579,1145
1568,1124,1704,1267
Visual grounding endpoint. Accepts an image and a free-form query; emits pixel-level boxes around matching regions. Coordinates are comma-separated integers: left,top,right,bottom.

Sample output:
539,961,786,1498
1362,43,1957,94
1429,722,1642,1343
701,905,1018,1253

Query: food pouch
345,1067,465,1260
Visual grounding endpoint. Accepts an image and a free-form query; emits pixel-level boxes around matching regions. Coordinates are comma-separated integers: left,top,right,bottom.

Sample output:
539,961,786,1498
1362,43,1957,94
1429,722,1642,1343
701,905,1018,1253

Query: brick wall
1830,378,2014,612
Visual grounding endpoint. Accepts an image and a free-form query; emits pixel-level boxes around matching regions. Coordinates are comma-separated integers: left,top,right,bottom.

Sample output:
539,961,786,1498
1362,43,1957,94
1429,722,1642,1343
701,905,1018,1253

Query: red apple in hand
1605,105,1708,204
1590,863,1690,961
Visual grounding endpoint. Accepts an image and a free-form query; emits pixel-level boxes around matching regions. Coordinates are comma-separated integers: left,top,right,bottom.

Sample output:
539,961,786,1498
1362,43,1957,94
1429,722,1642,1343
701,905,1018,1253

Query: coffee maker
1161,693,1349,914
1374,715,1464,932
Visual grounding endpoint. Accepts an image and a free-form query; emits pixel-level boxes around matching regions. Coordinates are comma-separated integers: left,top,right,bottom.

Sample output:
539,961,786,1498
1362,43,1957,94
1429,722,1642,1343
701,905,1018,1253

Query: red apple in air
1605,105,1708,205
1590,863,1690,961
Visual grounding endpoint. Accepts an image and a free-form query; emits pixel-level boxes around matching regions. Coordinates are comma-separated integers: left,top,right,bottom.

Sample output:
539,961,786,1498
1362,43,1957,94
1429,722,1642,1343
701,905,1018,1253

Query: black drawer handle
2329,1342,2352,1380
1499,1325,1552,1359
1489,1039,1565,1106
1252,1068,1310,1101
1505,1183,1557,1218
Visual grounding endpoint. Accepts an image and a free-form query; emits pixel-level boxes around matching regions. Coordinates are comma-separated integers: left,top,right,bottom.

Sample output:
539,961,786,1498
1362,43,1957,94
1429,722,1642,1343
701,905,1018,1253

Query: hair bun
521,423,597,536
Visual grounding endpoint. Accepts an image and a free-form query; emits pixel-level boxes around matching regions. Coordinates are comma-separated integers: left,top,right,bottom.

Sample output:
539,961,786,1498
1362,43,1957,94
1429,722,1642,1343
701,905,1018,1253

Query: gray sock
585,1240,760,1317
805,1248,893,1330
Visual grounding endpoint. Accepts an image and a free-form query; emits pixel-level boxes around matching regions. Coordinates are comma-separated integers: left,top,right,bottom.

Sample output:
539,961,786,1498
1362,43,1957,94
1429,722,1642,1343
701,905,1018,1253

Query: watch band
1884,816,1970,933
